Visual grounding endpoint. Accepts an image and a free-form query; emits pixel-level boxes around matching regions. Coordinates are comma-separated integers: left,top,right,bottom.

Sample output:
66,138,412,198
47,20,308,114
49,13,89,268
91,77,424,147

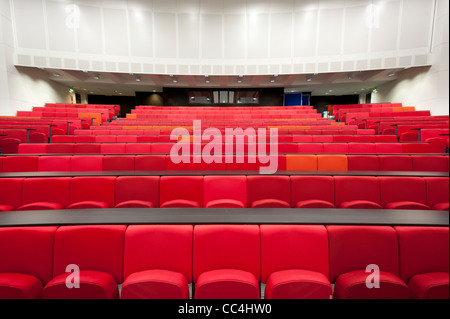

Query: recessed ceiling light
93,74,100,80
53,72,60,77
388,71,395,77
135,76,141,82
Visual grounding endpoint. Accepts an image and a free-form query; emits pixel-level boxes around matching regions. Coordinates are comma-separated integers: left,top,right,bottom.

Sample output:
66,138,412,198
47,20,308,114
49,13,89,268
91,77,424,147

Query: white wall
1,0,71,116
10,0,436,76
372,0,449,115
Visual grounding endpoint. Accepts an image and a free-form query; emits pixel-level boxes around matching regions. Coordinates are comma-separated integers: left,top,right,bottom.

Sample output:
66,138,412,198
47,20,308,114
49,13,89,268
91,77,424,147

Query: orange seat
286,155,318,171
317,155,348,171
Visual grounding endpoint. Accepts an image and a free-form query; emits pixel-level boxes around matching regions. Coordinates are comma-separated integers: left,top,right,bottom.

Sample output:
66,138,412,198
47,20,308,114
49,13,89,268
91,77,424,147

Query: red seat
425,137,447,153
125,143,151,154
100,143,126,154
353,136,376,143
375,143,403,154
73,143,101,154
150,143,175,154
0,138,21,154
203,176,247,208
402,143,432,154
0,227,57,299
70,155,103,171
29,132,48,143
380,177,429,210
395,227,449,299
278,143,298,154
333,135,354,143
117,136,137,143
42,225,126,299
0,178,23,211
51,135,73,143
375,135,398,143
165,155,197,171
2,156,38,173
311,136,332,142
37,156,71,172
412,156,448,172
348,143,376,154
327,226,409,299
347,155,380,171
160,176,204,208
400,132,419,142
135,155,166,171
115,176,159,208
382,128,396,135
121,225,193,299
425,177,449,211
379,155,413,171
225,155,257,171
193,225,260,299
47,143,74,154
68,177,116,209
291,176,335,208
17,143,47,155
323,143,349,154
261,225,332,299
247,176,291,208
18,178,71,211
73,136,96,143
102,155,135,171
95,136,117,143
334,176,382,209
297,143,324,154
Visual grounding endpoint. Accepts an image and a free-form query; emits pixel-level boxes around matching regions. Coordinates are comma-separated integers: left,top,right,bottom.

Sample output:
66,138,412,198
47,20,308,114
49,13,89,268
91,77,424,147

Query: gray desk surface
0,208,447,227
0,170,448,178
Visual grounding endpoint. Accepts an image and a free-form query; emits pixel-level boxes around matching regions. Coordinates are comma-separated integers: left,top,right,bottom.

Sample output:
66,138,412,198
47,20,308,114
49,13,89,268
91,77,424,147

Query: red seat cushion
114,200,154,209
0,205,14,212
251,199,290,208
195,269,259,299
42,270,118,299
0,273,43,299
160,199,200,208
205,199,245,208
340,200,383,209
408,272,449,299
68,201,110,209
432,203,449,211
295,200,335,209
334,270,409,299
384,201,430,210
265,269,332,299
18,202,64,211
121,269,189,299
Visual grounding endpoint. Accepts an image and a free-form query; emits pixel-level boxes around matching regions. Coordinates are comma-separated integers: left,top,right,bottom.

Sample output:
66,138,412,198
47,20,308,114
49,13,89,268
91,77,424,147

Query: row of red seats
1,225,447,299
344,111,432,123
1,154,449,173
0,176,447,211
53,135,397,143
331,103,402,118
75,128,367,135
45,103,119,117
15,142,442,155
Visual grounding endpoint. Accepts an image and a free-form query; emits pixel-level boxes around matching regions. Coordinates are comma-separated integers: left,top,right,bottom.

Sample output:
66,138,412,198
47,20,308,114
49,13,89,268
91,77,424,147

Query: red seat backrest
52,225,126,283
193,225,260,282
395,227,449,283
0,226,58,285
260,225,329,283
123,225,193,282
327,226,400,283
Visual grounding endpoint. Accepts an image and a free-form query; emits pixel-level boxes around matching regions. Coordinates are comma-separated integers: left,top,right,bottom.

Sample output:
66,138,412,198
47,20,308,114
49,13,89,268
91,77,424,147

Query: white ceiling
36,66,418,97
